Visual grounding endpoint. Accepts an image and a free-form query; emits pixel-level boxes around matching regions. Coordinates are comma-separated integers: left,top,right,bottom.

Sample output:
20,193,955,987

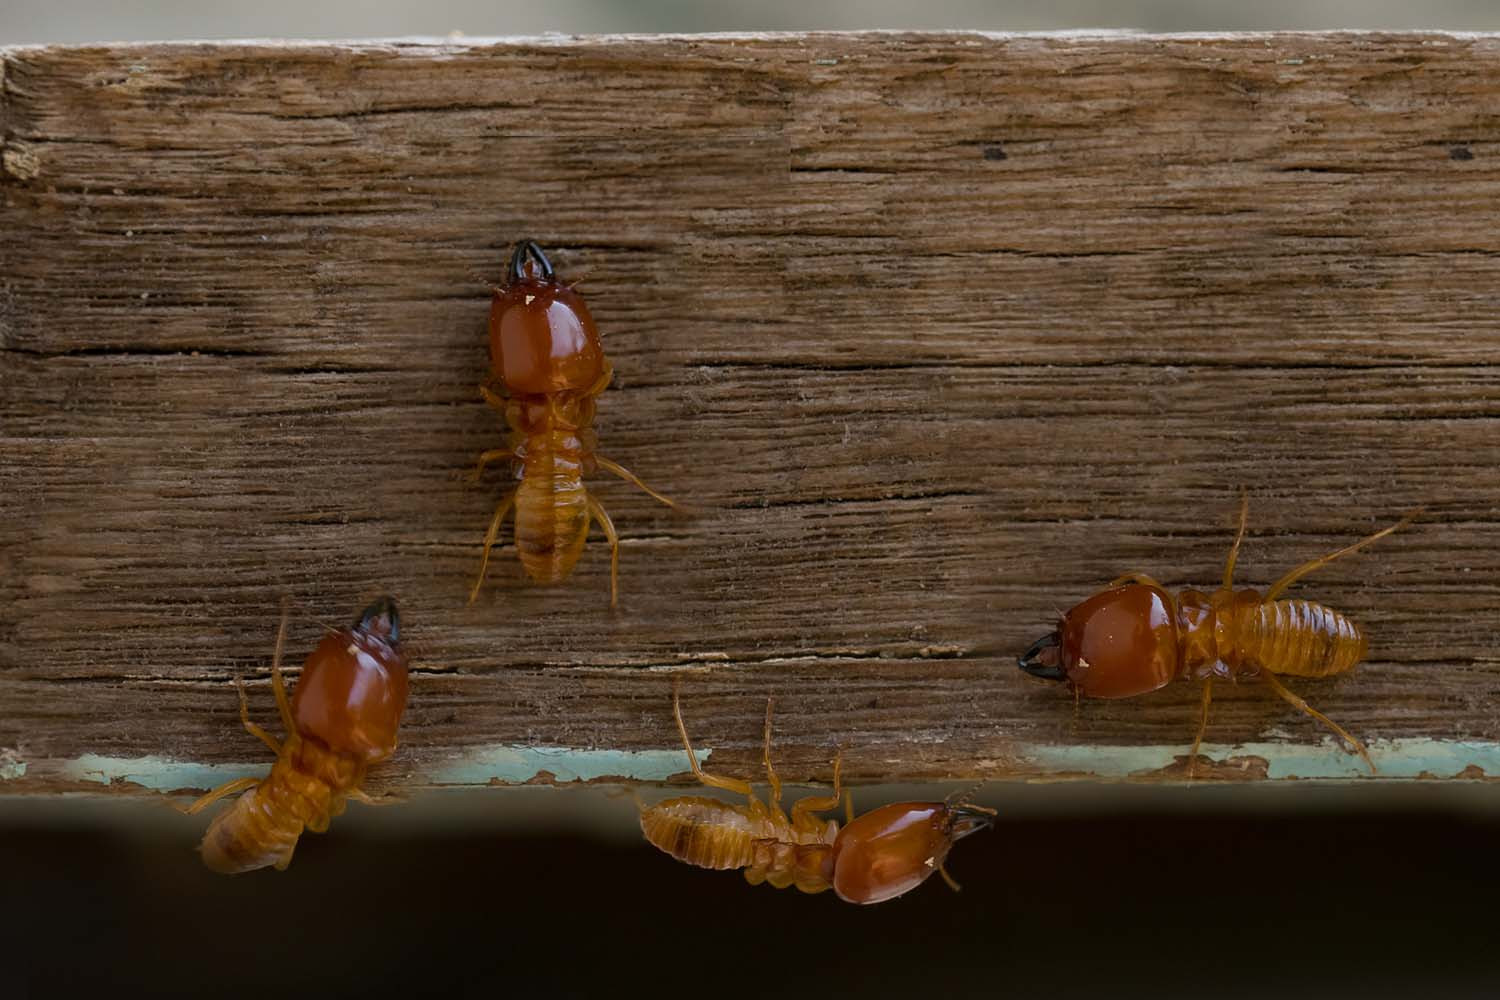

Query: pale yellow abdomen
515,432,590,584
1243,599,1368,678
199,741,357,874
640,797,772,871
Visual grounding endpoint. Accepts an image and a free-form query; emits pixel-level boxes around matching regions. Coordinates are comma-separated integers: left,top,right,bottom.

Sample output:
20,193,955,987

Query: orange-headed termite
1018,496,1418,775
640,685,994,904
185,597,409,873
470,240,681,607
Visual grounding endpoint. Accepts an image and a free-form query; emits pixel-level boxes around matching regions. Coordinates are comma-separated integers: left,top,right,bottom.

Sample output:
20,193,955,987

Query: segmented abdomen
199,746,349,874
515,429,590,584
1243,599,1368,678
640,797,771,871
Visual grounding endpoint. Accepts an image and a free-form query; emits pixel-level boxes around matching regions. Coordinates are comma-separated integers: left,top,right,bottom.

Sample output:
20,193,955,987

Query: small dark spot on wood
982,144,1007,161
1450,146,1475,161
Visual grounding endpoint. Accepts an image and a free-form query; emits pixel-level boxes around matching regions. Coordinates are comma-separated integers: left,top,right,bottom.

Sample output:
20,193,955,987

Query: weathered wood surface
2,33,1499,794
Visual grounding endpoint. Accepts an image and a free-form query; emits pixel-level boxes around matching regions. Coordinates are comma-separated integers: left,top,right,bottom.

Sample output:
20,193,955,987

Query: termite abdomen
641,796,765,871
1243,599,1367,678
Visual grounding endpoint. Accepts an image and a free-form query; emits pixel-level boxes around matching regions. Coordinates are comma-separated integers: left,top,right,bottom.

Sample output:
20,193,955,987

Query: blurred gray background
5,0,1500,44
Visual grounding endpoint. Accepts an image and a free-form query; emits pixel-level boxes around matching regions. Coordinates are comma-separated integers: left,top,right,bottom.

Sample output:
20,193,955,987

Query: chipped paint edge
1018,737,1500,780
45,745,712,793
23,738,1500,794
0,748,26,781
61,754,264,791
429,745,712,785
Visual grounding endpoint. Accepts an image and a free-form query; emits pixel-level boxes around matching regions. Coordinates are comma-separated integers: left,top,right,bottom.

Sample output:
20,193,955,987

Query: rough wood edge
5,29,1500,56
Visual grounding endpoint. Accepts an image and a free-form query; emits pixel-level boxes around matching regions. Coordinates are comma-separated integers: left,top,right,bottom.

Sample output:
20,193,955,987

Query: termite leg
1222,490,1251,590
272,843,297,871
587,495,620,608
1261,671,1376,774
469,447,513,484
236,677,280,755
348,788,404,807
760,698,790,823
181,776,261,816
671,681,756,800
480,384,507,410
269,603,295,735
345,791,405,809
596,456,685,512
938,865,964,893
790,749,843,831
1106,572,1167,590
1187,678,1214,779
469,489,517,604
1264,509,1421,601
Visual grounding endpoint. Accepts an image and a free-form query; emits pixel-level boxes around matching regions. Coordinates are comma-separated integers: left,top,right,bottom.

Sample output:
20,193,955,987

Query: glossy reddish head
1019,584,1180,699
829,801,994,905
291,596,410,761
488,240,605,397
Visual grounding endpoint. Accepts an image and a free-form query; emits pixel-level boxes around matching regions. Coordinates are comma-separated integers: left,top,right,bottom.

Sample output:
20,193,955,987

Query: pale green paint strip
1020,738,1500,780
36,738,1499,793
50,746,707,792
0,752,25,781
61,754,263,791
430,745,710,785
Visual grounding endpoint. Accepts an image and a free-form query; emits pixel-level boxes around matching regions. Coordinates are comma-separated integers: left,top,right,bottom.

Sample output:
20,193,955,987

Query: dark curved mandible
1017,633,1065,681
507,239,556,284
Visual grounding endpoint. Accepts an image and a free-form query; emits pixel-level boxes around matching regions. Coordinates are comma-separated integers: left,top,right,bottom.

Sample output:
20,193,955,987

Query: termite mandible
1018,496,1418,775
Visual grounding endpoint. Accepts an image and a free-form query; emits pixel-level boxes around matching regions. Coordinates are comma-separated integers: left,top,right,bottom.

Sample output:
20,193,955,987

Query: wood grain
3,33,1498,792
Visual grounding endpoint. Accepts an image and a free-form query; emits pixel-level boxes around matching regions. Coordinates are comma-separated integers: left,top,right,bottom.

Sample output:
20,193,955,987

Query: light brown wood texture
2,33,1498,794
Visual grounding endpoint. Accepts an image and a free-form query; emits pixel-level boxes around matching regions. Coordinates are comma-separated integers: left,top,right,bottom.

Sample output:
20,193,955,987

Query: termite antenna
467,264,504,295
508,239,555,283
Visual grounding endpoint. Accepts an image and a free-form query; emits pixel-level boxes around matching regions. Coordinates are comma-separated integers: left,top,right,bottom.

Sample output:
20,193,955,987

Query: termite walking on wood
1018,496,1418,775
185,598,410,873
470,239,681,608
639,684,994,904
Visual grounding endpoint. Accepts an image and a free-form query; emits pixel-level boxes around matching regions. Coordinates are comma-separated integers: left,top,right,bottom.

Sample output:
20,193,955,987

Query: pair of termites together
187,597,990,900
187,241,1416,900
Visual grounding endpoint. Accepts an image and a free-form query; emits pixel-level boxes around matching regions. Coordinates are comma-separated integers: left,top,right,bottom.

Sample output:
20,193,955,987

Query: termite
184,597,410,873
640,686,995,904
470,239,680,607
1017,496,1418,775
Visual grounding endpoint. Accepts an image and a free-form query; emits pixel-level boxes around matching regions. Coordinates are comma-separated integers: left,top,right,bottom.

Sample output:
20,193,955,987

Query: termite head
291,596,410,761
488,239,605,397
829,801,994,905
1019,584,1179,699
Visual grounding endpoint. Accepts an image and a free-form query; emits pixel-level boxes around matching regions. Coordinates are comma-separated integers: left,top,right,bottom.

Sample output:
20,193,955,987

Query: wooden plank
2,33,1498,794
